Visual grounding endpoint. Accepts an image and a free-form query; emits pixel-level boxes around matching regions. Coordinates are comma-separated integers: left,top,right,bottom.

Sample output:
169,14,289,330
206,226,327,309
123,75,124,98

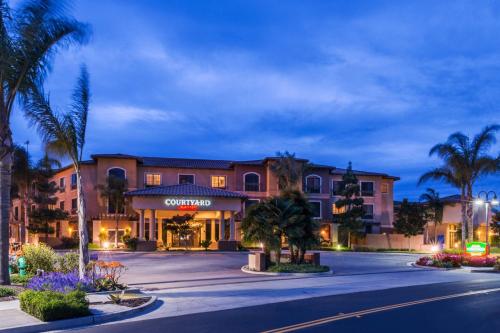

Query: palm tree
419,188,444,243
0,0,88,285
11,145,32,244
419,125,500,246
24,66,90,279
96,176,128,248
270,151,308,192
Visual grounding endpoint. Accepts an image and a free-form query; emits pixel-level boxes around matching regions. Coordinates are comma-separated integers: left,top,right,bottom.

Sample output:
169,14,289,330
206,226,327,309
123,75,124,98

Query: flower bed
416,253,497,269
27,271,93,293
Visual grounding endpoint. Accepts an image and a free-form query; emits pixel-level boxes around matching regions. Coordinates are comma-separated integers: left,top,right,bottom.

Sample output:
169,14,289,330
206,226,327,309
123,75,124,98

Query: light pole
474,191,498,255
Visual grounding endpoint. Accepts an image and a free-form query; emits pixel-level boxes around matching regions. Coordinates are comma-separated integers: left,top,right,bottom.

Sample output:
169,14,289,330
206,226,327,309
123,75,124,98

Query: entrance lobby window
244,173,260,192
179,174,195,185
145,173,161,187
211,175,226,189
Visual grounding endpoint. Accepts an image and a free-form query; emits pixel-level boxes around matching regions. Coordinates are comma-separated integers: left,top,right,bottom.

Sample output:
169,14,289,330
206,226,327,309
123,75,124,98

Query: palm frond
418,167,460,187
70,65,89,161
471,124,499,162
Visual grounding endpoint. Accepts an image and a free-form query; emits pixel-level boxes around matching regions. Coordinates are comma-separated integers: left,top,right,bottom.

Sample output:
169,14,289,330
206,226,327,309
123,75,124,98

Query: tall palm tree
270,151,308,192
419,125,500,246
24,66,90,279
96,176,128,248
419,188,444,243
0,0,88,284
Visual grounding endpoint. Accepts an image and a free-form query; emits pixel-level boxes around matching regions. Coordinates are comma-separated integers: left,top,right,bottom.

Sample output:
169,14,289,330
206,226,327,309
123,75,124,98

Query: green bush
22,243,57,275
19,290,90,322
10,273,33,286
88,243,100,250
56,252,79,273
0,286,16,297
199,240,212,251
267,263,330,273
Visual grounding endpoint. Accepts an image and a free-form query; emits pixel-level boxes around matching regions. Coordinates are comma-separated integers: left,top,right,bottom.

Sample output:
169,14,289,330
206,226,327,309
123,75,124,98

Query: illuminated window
211,176,226,189
145,173,161,186
381,183,389,194
179,174,195,185
305,175,321,193
244,173,260,191
332,202,346,215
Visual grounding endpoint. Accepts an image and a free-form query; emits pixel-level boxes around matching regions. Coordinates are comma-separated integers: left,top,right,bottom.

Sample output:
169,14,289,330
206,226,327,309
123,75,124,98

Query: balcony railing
361,190,375,197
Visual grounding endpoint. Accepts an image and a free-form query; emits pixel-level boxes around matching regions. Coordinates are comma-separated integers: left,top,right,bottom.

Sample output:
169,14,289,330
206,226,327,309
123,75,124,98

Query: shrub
462,255,496,267
0,287,16,297
10,273,33,286
87,261,126,291
123,236,139,251
56,253,79,273
19,290,90,322
495,258,500,271
267,263,330,273
88,243,100,250
27,271,93,293
22,243,57,275
416,253,497,268
200,240,211,251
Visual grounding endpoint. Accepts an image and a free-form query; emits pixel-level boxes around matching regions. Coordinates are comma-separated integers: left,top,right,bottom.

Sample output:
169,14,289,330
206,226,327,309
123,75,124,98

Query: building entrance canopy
125,184,247,245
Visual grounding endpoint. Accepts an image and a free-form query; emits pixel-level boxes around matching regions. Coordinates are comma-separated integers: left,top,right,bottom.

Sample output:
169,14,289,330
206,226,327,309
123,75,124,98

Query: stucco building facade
9,153,399,249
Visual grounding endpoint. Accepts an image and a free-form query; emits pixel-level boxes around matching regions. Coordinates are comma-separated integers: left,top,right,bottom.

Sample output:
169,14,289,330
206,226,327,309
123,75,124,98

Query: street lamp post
474,191,498,255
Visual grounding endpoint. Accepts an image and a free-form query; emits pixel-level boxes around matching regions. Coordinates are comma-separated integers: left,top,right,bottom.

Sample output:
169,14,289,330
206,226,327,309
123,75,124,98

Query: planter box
272,252,320,265
136,241,157,252
217,240,239,251
248,252,266,271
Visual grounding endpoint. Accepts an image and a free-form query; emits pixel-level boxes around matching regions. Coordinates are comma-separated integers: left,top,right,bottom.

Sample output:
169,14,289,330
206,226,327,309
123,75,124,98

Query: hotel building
10,153,399,249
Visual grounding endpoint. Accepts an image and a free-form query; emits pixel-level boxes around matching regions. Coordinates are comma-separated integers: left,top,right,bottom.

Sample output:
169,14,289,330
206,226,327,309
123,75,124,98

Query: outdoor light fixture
475,190,498,255
431,244,439,253
103,241,110,249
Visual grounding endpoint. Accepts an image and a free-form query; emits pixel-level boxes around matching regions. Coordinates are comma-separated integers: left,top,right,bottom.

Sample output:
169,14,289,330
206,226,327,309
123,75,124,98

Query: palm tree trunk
76,168,89,279
0,146,12,285
434,222,438,243
460,187,467,248
466,184,474,243
114,210,119,248
347,231,351,249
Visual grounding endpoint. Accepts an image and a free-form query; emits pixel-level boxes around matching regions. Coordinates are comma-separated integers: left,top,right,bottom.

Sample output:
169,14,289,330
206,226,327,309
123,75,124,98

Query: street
69,279,500,332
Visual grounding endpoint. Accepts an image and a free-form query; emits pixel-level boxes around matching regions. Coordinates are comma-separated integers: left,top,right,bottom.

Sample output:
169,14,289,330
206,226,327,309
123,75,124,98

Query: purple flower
27,271,94,293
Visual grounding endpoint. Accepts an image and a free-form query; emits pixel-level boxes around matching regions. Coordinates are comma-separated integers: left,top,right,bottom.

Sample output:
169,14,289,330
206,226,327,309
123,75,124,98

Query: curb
409,262,459,271
0,296,157,333
241,265,333,277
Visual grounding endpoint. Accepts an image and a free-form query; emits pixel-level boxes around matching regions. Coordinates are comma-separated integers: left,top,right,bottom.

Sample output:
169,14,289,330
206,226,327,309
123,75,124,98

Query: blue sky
11,0,500,199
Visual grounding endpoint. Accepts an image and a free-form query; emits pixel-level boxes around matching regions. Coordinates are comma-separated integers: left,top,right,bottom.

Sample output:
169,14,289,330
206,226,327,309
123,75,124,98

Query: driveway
95,251,422,288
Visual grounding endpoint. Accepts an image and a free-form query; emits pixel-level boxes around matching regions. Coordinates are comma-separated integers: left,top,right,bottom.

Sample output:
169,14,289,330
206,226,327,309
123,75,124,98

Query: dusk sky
11,0,500,200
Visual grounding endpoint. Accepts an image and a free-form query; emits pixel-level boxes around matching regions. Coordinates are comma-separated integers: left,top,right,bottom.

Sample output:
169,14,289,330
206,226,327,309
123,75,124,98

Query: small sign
465,242,487,256
164,198,212,210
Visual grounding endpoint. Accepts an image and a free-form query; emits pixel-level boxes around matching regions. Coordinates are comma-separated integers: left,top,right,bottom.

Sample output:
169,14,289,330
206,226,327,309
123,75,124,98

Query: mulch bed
118,297,151,308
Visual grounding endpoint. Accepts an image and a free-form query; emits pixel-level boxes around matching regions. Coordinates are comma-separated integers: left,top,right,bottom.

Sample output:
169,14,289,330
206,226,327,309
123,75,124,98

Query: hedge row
19,290,90,322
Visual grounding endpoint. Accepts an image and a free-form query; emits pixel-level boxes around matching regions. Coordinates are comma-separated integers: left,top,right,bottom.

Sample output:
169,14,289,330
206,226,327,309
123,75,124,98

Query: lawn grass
267,263,330,273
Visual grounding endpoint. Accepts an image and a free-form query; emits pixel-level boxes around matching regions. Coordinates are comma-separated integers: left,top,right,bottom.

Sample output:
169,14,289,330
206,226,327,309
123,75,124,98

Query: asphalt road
70,278,500,333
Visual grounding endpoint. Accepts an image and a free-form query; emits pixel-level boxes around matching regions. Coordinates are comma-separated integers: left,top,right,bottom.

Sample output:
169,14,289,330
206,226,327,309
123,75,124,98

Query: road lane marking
262,287,500,333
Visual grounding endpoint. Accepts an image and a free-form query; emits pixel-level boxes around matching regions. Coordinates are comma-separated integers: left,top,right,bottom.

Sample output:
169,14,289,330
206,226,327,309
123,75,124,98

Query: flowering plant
416,253,497,268
27,271,93,293
87,260,127,291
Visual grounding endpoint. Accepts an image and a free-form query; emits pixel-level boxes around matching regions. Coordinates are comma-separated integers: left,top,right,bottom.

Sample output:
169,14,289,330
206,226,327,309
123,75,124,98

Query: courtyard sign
164,198,212,211
465,242,487,256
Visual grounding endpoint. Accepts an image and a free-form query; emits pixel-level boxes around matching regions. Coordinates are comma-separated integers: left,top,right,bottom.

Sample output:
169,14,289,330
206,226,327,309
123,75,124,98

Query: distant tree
492,211,500,236
163,214,195,250
11,145,33,244
96,176,128,248
333,162,365,249
270,151,308,192
394,199,426,251
419,125,500,246
419,188,444,243
28,155,67,242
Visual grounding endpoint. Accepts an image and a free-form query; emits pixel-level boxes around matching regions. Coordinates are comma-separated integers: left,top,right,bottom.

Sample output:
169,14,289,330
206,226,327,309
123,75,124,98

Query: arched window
305,175,321,193
108,167,126,179
244,173,260,192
